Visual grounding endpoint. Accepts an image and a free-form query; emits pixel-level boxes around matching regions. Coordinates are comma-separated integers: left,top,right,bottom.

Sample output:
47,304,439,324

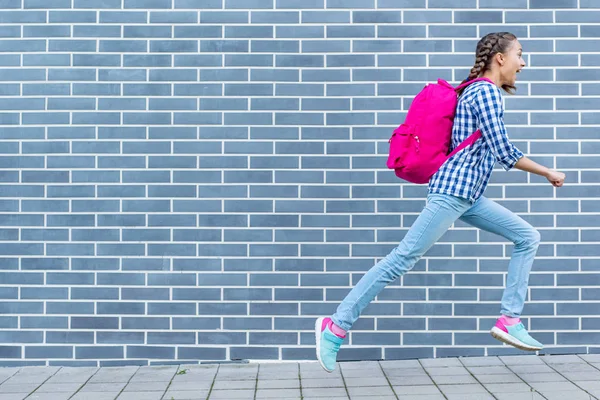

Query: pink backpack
386,77,492,184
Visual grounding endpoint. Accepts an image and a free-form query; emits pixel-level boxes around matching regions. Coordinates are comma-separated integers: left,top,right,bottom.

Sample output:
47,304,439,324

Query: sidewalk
1,355,600,400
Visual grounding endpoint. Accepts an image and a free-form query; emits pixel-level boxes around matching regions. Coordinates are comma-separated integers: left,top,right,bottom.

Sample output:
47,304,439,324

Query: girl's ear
495,52,504,66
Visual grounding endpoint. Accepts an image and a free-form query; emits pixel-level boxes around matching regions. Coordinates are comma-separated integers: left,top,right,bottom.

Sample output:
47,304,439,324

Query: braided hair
457,32,518,96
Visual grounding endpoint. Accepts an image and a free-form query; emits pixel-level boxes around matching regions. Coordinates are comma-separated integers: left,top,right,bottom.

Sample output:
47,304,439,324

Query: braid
467,34,500,81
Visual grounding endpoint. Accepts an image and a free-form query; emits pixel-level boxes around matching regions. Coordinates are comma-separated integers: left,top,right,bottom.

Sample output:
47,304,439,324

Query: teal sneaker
315,317,344,373
490,317,543,351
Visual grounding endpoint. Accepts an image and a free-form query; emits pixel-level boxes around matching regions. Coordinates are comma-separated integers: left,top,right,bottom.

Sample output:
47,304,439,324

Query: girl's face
499,39,526,86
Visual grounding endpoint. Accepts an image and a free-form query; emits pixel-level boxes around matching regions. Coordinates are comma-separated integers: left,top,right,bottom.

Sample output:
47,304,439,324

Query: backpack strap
447,129,482,159
454,77,494,92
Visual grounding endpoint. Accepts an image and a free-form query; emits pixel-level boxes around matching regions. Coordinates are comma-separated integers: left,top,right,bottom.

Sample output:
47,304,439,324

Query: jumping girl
315,32,566,372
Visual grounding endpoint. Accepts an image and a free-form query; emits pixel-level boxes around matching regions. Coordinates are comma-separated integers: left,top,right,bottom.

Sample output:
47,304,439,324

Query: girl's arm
514,157,565,187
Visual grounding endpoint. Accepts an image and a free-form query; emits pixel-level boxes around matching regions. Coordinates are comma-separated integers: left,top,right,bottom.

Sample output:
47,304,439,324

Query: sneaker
315,317,344,373
490,318,543,351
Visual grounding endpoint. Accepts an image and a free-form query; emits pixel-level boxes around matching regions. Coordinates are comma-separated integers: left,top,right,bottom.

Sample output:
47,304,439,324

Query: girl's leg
458,196,540,317
331,193,472,331
458,196,543,351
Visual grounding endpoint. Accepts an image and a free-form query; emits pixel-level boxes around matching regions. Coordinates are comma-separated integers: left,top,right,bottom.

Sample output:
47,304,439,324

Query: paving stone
379,360,422,369
518,373,567,383
430,374,478,385
70,393,121,400
23,393,73,400
347,385,395,397
499,356,545,365
255,388,302,398
89,367,138,383
46,368,97,384
341,368,385,378
397,395,444,400
206,390,255,399
425,367,470,376
494,393,545,400
123,381,170,392
81,382,127,392
460,357,504,367
33,383,81,393
393,385,441,396
542,391,597,400
510,364,555,374
446,394,495,400
300,378,345,388
340,361,380,370
530,381,580,392
388,375,433,386
0,383,41,394
256,379,300,389
438,384,489,394
302,387,347,397
467,366,514,375
476,374,523,384
343,377,389,387
162,390,209,400
541,355,585,365
116,392,163,400
0,394,28,400
212,380,255,390
485,382,535,393
419,358,463,368
166,381,213,391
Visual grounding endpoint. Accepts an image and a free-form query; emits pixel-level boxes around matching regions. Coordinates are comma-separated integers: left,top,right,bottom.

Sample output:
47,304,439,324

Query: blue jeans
331,193,541,331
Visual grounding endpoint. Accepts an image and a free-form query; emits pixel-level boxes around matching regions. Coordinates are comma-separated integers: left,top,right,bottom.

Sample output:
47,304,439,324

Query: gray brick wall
0,0,599,366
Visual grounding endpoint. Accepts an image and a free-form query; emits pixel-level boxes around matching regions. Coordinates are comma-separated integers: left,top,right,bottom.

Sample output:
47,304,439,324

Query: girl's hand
546,170,565,187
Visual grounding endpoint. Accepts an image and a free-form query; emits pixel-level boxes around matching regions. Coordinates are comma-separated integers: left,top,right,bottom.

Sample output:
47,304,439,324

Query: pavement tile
500,356,545,365
205,389,254,399
518,373,567,383
256,379,300,389
301,387,347,397
32,383,81,393
425,367,470,376
388,375,433,386
438,384,488,394
419,358,462,368
541,355,585,365
255,388,302,398
116,392,163,400
430,374,478,385
300,377,345,388
162,391,209,400
393,385,441,396
494,393,545,400
343,377,389,387
542,391,597,400
476,374,523,384
485,382,535,393
70,393,121,400
123,381,170,392
380,360,422,369
446,394,495,400
467,366,514,375
212,380,255,390
347,386,395,397
460,357,504,367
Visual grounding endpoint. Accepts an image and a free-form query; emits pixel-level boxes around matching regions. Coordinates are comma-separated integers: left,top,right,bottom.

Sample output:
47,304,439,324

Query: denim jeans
331,193,541,331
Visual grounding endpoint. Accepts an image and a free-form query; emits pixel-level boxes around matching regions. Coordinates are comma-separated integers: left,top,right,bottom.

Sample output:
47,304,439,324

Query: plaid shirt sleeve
471,84,524,171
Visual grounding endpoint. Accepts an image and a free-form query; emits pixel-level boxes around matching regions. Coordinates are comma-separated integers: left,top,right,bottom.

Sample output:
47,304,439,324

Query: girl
315,32,566,373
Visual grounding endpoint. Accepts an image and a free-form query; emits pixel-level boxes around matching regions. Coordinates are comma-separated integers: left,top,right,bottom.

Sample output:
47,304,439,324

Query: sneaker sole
314,317,333,373
490,326,542,352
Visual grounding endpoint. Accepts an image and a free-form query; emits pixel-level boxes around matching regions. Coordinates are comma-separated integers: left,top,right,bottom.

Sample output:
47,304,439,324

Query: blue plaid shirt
428,80,524,203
